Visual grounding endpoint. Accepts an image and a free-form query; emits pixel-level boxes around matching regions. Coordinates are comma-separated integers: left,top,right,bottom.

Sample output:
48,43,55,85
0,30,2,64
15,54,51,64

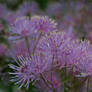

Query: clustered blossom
72,41,92,77
9,16,57,41
9,54,52,88
10,17,33,37
9,15,92,92
0,0,92,92
31,16,57,33
43,31,78,67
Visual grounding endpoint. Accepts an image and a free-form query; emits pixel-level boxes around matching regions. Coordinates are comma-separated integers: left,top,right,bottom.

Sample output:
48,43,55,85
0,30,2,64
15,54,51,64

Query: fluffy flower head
31,16,57,33
9,56,34,88
71,41,92,77
10,17,33,37
9,54,52,88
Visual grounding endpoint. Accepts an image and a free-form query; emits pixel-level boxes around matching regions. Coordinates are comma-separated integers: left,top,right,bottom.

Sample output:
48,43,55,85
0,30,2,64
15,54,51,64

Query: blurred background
0,0,92,92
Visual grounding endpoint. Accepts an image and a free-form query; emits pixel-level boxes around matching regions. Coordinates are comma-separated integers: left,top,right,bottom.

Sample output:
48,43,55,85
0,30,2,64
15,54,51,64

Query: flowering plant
0,1,92,92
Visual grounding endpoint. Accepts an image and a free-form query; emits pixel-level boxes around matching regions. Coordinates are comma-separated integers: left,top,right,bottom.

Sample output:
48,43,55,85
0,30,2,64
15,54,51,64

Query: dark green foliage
35,0,49,10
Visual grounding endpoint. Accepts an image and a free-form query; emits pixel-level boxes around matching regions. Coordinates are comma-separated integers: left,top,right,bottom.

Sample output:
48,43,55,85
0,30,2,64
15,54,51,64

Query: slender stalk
51,55,57,92
40,73,57,92
52,88,57,92
32,32,42,55
87,77,90,92
81,77,88,85
64,63,67,92
25,36,32,58
40,73,51,89
51,55,54,81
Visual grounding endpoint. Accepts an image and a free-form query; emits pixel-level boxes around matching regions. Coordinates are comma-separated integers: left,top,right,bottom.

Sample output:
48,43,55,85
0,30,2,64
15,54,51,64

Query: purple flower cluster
0,1,92,91
8,15,92,92
9,16,57,40
31,16,57,33
10,17,33,37
72,41,92,76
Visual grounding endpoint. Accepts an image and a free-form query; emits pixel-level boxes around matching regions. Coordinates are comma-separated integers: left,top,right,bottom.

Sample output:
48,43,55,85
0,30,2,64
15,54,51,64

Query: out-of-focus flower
0,44,7,56
46,2,63,19
5,11,24,25
71,41,92,77
19,1,39,16
0,4,8,19
74,1,85,12
31,16,57,33
10,17,34,38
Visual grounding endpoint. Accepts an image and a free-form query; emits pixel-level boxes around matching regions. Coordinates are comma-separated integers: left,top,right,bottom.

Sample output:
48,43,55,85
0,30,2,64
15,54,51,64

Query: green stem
52,88,57,92
64,64,67,92
51,55,57,92
87,77,90,92
25,37,32,58
32,32,42,55
40,73,51,89
51,55,54,81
